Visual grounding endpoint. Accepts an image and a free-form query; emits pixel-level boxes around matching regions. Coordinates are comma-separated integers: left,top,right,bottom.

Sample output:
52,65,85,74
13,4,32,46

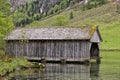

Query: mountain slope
28,2,120,49
10,0,73,27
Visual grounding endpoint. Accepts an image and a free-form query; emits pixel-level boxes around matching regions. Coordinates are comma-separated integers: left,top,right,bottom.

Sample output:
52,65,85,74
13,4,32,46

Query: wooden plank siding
6,40,91,61
4,27,102,62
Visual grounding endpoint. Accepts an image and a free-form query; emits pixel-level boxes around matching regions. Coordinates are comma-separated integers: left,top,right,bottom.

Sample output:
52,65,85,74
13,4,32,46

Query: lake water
6,63,100,80
5,51,120,80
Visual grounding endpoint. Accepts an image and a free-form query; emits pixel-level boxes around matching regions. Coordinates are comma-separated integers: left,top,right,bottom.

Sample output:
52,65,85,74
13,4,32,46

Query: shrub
69,11,74,19
52,15,69,26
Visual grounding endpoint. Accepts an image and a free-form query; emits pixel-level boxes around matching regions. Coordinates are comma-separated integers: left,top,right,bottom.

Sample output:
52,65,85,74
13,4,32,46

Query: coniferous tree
69,11,74,19
12,0,73,27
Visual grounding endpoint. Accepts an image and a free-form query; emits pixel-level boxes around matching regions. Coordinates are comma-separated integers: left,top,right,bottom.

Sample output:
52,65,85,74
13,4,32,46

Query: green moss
18,29,29,45
20,29,27,39
89,25,96,37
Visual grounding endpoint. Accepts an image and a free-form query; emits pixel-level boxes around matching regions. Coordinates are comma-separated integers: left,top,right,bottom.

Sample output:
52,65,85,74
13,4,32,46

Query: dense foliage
12,0,109,27
13,0,73,27
0,57,32,77
0,0,13,50
83,0,107,10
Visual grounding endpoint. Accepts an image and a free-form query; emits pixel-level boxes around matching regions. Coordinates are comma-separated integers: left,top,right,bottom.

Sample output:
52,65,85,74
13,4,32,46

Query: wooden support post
41,58,46,64
61,58,66,64
84,59,90,65
96,58,101,64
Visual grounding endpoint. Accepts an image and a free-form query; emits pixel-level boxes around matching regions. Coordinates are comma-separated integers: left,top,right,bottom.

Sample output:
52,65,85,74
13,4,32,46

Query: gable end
90,27,102,42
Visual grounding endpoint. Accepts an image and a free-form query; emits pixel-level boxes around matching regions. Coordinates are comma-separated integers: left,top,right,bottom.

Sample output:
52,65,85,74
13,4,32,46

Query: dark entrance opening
90,43,99,59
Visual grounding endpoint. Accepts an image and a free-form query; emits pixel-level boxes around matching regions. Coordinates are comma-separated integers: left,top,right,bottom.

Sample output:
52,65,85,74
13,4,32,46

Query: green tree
60,0,67,9
0,0,13,50
117,5,120,14
48,8,54,15
86,2,92,9
52,15,69,26
69,11,74,19
13,11,28,27
54,5,60,13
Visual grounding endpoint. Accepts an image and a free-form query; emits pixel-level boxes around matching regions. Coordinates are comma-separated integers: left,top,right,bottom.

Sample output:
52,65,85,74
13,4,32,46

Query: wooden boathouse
4,26,102,63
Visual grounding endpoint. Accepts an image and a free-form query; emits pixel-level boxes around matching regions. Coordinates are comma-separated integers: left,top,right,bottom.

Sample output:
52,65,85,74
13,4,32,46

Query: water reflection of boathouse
44,63,100,80
33,63,100,80
8,63,100,80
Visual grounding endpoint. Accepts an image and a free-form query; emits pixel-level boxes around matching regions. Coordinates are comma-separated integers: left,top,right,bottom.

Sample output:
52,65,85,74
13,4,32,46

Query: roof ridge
15,26,93,29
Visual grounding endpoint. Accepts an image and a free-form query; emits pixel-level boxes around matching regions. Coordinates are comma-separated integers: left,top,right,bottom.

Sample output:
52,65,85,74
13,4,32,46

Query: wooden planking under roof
4,26,102,41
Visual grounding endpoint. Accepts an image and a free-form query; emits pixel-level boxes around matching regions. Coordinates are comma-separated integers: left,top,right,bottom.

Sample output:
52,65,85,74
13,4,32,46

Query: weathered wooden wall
6,40,91,61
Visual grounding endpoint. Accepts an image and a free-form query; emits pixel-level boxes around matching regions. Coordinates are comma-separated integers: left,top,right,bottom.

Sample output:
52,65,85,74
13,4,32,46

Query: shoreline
0,59,44,79
101,49,120,51
0,58,32,78
0,49,119,79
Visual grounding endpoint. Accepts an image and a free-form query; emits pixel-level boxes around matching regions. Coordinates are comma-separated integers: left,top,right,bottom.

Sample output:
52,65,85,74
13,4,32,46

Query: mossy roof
4,26,102,41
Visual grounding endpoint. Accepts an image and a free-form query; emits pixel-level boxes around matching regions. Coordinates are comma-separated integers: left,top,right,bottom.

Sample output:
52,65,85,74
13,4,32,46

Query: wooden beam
41,58,46,64
61,58,66,64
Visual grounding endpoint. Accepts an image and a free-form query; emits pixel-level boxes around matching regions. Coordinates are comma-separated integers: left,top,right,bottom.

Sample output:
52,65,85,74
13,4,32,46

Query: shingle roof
4,26,98,40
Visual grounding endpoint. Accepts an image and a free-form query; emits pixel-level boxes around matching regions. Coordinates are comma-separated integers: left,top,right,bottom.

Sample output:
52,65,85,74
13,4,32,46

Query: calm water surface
6,63,100,80
5,51,120,80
